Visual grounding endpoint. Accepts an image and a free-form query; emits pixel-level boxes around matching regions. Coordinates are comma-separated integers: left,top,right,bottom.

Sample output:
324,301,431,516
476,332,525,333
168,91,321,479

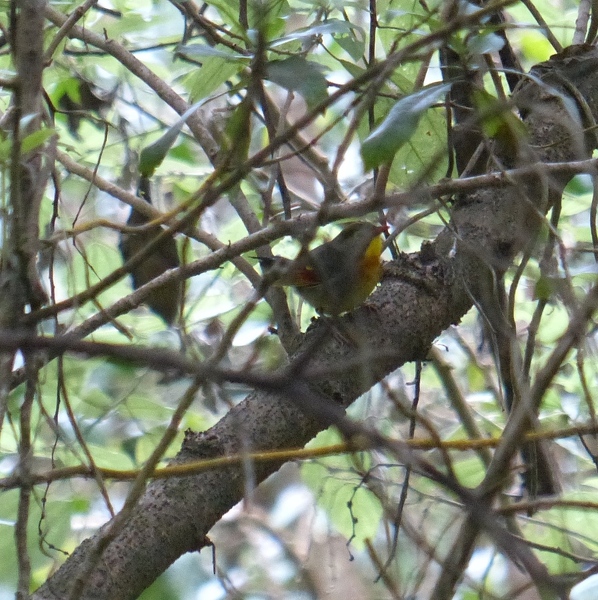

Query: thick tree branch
31,45,598,600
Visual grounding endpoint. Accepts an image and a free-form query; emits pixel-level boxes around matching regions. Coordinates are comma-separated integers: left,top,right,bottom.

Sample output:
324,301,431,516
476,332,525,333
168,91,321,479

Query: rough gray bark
32,46,598,600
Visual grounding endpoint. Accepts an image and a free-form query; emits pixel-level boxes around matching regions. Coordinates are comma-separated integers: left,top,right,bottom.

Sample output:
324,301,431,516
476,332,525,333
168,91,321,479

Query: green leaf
270,18,363,47
224,100,252,164
466,31,505,55
53,76,83,104
334,30,365,61
453,455,486,487
519,30,553,62
0,137,11,163
473,88,528,155
85,444,135,469
176,43,247,61
565,174,593,196
139,98,211,177
338,59,366,79
361,83,451,171
184,56,242,103
21,127,55,154
266,56,328,109
534,275,558,301
202,0,241,30
168,138,198,165
388,105,448,187
249,0,289,41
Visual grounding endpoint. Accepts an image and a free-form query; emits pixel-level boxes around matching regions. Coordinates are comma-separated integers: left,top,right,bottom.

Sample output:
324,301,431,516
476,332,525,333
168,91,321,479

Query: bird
119,177,182,325
262,221,387,316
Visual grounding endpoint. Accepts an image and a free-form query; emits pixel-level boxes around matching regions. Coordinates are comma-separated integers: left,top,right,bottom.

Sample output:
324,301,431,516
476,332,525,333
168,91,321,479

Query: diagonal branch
31,44,598,600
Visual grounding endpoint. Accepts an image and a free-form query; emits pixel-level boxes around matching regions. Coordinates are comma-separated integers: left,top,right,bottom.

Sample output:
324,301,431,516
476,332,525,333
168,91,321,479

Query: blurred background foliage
1,0,598,598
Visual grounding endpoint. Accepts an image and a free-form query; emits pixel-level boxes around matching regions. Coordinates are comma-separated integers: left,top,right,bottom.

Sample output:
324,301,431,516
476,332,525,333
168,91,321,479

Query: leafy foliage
0,0,597,599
